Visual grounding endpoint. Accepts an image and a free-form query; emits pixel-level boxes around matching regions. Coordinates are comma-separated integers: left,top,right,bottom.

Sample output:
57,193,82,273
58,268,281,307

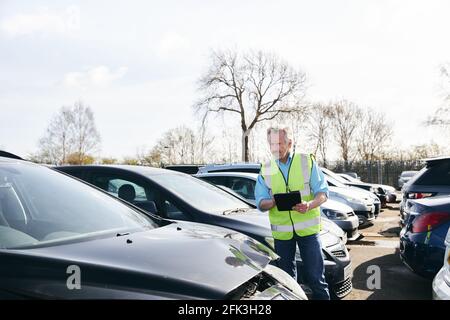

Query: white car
321,199,360,241
327,184,377,226
432,227,450,300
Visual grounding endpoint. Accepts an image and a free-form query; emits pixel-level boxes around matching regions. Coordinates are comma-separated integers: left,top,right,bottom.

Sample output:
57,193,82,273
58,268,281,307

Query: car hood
1,221,278,299
329,186,371,201
321,217,345,238
321,199,353,213
225,209,340,248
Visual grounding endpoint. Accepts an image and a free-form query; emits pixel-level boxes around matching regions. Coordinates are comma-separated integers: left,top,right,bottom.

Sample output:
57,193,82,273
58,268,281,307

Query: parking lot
344,201,433,300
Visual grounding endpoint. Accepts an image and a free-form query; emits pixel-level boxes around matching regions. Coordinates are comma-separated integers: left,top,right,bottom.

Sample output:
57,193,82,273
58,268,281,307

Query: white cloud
0,6,80,37
63,66,128,89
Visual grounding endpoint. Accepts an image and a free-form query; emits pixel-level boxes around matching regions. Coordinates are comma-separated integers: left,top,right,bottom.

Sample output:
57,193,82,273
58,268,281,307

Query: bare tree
330,100,363,169
150,126,197,165
195,49,307,162
36,101,101,165
37,106,73,164
70,101,101,164
196,112,215,164
303,103,333,166
356,108,393,161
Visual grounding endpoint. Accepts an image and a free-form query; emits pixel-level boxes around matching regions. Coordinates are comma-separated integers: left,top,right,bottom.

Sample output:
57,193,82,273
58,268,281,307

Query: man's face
268,131,291,159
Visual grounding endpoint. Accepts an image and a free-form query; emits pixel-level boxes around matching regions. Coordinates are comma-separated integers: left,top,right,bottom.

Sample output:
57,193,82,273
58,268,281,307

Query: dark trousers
274,232,330,300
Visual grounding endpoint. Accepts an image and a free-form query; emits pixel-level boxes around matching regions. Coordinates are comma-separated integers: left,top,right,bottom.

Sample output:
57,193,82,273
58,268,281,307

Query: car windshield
0,162,157,249
341,174,359,183
321,168,348,188
149,173,252,213
415,162,450,186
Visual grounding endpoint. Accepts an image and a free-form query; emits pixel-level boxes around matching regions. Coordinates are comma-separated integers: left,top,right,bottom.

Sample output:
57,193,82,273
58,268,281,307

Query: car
320,200,360,241
55,165,354,299
400,157,450,225
398,170,419,190
0,155,308,300
342,172,360,180
322,172,378,225
338,173,397,203
322,168,387,208
432,227,450,300
399,195,450,278
194,172,359,241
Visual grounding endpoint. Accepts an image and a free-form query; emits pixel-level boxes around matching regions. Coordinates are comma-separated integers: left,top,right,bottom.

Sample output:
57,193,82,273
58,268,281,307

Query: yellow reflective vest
260,153,321,240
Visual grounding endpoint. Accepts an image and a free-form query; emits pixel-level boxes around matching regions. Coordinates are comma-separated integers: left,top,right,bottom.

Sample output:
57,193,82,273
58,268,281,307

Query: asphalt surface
343,200,433,300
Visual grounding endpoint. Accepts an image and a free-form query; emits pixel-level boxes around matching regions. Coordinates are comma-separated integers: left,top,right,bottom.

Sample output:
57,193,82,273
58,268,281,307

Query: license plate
344,263,352,279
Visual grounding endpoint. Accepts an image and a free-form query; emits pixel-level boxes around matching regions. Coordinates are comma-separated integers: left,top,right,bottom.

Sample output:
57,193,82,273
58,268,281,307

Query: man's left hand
292,202,310,213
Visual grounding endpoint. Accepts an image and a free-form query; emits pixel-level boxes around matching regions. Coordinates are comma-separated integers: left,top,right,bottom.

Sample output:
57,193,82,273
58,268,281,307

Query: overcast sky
1,0,449,159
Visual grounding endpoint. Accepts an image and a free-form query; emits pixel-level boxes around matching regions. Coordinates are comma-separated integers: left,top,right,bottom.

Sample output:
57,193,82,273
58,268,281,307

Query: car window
200,176,229,187
0,163,157,249
150,173,252,213
415,162,450,186
229,177,256,200
108,179,147,200
90,173,156,203
164,200,191,221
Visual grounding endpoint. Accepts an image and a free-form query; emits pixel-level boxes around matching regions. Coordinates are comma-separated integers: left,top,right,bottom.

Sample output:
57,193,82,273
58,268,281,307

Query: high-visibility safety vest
260,153,321,240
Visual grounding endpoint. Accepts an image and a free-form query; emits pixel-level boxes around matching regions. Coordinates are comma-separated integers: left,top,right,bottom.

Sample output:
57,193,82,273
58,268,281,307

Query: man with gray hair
255,125,330,300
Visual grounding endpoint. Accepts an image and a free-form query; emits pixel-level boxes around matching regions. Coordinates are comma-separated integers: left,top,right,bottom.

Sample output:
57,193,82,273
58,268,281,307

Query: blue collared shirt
255,153,329,211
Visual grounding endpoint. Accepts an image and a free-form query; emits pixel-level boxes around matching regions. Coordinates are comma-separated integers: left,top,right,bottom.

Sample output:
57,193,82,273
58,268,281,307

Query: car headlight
265,236,275,250
322,209,348,220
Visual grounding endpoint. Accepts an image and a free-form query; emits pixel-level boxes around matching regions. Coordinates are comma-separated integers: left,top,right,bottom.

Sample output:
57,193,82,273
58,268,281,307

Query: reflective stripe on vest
271,216,321,232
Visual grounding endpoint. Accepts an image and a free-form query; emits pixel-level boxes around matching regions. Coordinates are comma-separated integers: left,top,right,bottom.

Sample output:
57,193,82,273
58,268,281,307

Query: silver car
398,171,419,190
321,199,360,241
432,227,450,300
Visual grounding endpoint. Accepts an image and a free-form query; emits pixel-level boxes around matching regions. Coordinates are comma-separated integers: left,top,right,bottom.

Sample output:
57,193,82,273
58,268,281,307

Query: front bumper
355,210,376,225
432,267,450,300
332,216,360,241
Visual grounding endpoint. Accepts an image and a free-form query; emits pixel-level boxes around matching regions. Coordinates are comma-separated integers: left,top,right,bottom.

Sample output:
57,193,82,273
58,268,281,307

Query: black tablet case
274,191,302,211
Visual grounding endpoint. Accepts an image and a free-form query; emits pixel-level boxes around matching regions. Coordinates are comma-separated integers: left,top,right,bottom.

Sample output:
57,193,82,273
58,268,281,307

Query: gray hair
266,125,293,144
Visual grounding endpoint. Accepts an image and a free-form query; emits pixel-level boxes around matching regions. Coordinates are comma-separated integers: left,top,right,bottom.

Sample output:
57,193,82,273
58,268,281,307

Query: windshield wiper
222,208,250,215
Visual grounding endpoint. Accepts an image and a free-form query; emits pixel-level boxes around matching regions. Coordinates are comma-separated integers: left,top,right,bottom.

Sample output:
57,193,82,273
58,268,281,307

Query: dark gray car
400,157,450,226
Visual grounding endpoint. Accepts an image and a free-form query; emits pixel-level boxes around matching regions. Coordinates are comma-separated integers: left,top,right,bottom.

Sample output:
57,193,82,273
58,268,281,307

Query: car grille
333,277,353,298
331,249,347,259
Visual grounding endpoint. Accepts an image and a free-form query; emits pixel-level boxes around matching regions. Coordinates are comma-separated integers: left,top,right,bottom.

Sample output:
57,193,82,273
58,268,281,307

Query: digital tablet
273,191,302,211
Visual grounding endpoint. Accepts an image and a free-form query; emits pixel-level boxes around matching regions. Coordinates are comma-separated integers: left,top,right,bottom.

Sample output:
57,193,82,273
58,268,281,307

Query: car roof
58,164,179,176
422,156,450,166
195,172,259,179
199,163,261,171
